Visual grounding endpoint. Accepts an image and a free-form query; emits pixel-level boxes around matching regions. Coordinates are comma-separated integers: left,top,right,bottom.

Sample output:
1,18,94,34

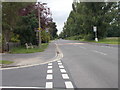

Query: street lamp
93,26,98,42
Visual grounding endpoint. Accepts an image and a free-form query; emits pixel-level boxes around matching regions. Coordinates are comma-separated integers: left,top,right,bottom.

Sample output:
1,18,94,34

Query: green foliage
2,2,57,47
48,22,58,40
14,14,38,45
10,33,20,42
83,34,94,40
41,30,50,43
2,2,34,42
60,2,119,40
66,35,82,40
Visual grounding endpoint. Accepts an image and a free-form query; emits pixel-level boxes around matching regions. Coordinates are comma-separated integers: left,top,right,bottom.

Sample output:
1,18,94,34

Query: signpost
93,26,98,42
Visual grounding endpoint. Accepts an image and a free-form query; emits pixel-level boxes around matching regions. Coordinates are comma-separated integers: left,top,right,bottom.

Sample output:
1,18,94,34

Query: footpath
1,41,57,68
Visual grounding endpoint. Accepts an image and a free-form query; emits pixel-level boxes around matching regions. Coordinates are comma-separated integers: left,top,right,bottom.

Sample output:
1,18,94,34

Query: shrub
84,34,94,41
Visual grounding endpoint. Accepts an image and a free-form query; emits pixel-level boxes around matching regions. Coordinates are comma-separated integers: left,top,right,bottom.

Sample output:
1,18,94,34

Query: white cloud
38,0,73,34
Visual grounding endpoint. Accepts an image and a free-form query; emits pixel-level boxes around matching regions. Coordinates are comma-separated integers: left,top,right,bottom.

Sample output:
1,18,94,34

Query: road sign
38,28,41,30
93,26,97,32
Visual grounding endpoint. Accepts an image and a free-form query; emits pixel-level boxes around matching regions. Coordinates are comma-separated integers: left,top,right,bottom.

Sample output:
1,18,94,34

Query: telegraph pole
38,2,41,47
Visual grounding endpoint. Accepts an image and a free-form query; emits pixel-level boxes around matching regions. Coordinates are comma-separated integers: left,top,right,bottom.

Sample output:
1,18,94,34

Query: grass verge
81,37,119,45
0,60,13,64
66,36,119,45
10,43,49,54
95,37,119,44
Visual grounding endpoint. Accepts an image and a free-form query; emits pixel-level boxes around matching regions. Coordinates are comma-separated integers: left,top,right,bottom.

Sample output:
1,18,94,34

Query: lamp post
93,26,98,42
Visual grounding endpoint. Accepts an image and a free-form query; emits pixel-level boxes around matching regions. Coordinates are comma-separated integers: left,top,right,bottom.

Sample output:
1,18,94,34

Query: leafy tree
41,30,50,43
14,14,38,45
48,22,58,39
2,2,34,42
61,2,119,40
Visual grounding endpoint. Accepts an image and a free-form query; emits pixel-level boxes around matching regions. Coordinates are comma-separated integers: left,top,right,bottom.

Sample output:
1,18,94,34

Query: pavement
1,41,57,67
1,39,119,89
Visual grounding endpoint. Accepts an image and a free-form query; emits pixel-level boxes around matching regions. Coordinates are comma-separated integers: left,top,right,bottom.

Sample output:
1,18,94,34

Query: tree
2,2,34,43
61,2,119,40
48,22,58,39
14,14,38,45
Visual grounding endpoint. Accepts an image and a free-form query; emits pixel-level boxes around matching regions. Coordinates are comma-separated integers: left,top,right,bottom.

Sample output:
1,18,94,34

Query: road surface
2,39,118,89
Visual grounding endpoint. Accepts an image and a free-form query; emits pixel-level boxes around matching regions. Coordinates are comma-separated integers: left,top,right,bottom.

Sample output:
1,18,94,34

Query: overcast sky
38,0,73,34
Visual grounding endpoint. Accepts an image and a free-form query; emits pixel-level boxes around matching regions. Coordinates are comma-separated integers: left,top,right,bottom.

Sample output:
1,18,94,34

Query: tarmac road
1,39,118,89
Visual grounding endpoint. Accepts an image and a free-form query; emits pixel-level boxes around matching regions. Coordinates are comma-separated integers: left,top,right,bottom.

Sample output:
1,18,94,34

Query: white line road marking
58,63,62,65
46,74,53,79
65,81,74,88
62,74,69,79
92,50,107,55
46,82,53,88
1,86,44,89
47,70,53,73
57,60,61,63
60,69,66,73
59,65,64,68
48,63,52,65
48,66,52,69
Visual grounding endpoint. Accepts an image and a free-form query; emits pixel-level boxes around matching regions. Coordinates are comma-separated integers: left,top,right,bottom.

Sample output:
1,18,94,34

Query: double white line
57,60,74,88
46,61,74,89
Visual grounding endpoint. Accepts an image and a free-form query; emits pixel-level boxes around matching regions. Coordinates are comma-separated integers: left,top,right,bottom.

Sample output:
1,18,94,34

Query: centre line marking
48,66,52,69
58,63,62,65
46,74,53,79
65,81,74,88
57,60,61,62
47,70,53,73
62,74,69,79
60,69,66,73
59,65,64,68
48,63,52,65
46,82,53,88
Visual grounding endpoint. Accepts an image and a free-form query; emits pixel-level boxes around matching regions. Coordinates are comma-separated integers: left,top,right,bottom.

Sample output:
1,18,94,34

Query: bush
41,30,50,43
66,35,83,40
83,34,94,41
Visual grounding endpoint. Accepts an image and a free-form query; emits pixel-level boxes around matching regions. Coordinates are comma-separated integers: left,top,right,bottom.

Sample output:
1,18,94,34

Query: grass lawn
10,43,48,54
0,60,13,64
95,37,119,44
80,37,119,45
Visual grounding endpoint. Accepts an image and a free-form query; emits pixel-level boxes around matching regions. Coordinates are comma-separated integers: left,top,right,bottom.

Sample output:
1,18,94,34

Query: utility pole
38,2,41,47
